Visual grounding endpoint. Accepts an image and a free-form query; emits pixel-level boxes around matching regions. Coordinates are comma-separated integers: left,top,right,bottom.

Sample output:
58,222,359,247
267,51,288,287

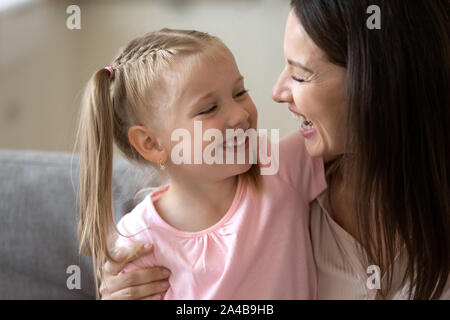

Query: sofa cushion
0,149,160,299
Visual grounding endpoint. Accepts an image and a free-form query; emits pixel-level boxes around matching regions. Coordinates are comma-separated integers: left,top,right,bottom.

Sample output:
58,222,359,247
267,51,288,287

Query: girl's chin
218,163,253,180
227,163,253,175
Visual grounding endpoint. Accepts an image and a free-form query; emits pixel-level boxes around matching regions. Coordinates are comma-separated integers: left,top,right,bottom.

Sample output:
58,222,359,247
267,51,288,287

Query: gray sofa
0,149,160,299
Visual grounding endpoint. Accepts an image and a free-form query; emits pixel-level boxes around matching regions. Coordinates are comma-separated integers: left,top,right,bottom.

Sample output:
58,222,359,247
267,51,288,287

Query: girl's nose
227,103,250,130
271,71,292,103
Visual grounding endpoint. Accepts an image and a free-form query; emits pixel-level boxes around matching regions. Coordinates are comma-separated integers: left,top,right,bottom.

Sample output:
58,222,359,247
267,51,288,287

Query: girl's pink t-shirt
115,131,327,299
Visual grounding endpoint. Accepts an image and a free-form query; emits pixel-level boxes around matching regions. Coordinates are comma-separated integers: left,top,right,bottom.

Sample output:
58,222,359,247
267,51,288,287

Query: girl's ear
128,125,168,164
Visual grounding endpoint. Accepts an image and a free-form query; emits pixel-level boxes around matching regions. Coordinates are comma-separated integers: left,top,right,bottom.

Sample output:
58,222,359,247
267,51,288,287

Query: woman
98,0,450,299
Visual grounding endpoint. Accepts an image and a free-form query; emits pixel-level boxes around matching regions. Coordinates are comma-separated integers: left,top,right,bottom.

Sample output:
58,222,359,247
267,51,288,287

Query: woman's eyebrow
287,59,314,74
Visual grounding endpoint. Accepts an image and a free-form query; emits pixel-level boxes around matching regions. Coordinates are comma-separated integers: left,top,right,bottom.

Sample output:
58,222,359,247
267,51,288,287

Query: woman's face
272,9,348,161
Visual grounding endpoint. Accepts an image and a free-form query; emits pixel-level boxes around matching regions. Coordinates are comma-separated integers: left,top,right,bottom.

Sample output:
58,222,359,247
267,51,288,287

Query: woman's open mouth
288,106,315,130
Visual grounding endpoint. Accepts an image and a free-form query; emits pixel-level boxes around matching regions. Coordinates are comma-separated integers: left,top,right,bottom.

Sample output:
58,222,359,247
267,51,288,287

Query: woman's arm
99,243,171,300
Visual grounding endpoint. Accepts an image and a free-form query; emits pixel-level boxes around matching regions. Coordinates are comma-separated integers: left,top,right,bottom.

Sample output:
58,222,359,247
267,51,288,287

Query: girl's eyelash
198,105,217,115
198,89,249,115
235,89,249,97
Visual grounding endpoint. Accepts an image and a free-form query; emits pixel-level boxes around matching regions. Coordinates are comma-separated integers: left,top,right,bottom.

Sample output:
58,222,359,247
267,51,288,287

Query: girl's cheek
248,102,258,128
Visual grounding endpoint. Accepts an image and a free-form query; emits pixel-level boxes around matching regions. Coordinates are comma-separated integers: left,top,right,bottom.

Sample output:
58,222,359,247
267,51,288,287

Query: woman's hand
99,243,171,300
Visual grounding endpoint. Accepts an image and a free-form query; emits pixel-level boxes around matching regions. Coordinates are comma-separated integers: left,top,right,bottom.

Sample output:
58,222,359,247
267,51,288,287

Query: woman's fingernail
144,243,152,250
162,269,170,277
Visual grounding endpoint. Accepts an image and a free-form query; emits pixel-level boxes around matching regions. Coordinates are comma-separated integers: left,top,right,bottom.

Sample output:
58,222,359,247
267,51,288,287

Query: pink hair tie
104,66,114,80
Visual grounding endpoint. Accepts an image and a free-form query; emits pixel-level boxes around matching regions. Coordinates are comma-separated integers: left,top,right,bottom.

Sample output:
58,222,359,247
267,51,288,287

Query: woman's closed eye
292,76,307,83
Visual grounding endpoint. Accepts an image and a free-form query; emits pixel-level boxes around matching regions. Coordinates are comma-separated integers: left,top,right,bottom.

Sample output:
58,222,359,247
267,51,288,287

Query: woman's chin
306,141,342,163
304,139,325,158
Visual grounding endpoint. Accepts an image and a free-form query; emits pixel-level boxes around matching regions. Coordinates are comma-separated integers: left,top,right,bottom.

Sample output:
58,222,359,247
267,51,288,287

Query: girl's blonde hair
75,28,261,298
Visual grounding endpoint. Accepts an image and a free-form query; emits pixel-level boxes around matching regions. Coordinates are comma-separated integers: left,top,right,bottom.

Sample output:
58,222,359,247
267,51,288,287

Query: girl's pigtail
77,67,116,299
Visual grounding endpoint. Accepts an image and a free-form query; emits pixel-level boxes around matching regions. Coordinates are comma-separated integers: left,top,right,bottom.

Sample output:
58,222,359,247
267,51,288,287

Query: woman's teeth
300,118,314,130
290,111,315,130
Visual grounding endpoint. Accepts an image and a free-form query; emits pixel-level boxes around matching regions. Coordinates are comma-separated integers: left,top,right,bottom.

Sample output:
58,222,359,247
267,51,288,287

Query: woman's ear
128,125,168,164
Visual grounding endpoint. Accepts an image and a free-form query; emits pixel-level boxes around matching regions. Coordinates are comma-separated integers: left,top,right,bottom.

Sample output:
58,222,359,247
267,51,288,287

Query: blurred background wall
0,0,296,153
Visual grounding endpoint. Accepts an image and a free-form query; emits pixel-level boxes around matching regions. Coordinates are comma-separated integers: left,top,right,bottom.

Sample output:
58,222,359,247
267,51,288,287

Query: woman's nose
271,72,291,103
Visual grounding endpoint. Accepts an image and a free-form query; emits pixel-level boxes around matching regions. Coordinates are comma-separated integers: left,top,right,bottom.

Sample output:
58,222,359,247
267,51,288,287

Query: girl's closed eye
235,89,249,98
198,105,217,115
197,89,249,115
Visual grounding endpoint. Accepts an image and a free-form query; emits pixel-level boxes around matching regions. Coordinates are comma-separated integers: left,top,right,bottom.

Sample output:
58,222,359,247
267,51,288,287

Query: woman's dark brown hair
290,0,450,299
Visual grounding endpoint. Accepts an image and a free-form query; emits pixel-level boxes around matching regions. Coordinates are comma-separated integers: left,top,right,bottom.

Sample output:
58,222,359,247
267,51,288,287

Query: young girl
77,28,326,299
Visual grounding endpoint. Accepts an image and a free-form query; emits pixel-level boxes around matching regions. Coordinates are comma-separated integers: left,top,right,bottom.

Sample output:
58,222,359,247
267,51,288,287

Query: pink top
115,131,327,299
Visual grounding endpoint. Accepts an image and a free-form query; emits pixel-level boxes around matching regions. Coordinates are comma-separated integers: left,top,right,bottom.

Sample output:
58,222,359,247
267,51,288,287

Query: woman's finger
108,280,170,300
100,266,171,298
103,243,153,276
138,292,166,300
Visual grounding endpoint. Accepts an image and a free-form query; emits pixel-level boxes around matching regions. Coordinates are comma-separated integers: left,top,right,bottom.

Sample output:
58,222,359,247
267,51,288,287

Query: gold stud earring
159,159,166,170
